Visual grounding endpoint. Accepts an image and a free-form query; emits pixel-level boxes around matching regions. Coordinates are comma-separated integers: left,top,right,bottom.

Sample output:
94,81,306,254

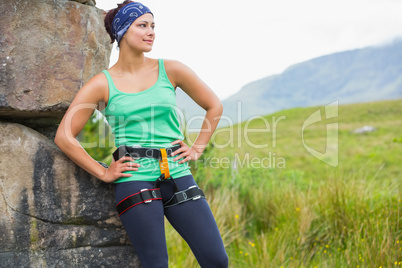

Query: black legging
114,174,229,268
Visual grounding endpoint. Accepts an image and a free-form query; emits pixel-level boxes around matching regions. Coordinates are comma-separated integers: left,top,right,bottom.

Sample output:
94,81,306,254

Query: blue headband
112,2,153,44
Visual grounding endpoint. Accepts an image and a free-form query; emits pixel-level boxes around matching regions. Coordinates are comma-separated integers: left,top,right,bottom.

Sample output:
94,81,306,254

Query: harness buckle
189,186,201,200
129,145,141,159
165,147,173,156
145,149,156,159
140,188,152,203
180,191,188,201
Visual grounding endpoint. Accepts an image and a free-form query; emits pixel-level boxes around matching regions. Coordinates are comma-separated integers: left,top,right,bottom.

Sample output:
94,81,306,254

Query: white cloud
97,0,402,99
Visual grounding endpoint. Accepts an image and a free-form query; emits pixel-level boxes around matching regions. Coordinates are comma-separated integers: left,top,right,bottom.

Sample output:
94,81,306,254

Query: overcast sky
96,0,402,100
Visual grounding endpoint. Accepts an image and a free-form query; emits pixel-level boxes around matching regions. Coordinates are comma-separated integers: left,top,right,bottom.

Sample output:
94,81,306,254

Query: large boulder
0,122,140,267
0,0,112,130
70,0,97,6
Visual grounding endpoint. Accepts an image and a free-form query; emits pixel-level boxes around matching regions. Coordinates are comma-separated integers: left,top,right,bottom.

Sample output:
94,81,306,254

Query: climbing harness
112,144,181,162
113,145,206,216
116,188,162,216
163,185,205,208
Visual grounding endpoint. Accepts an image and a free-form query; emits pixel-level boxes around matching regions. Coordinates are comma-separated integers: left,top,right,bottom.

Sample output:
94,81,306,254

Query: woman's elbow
54,130,63,148
54,127,68,149
215,101,223,115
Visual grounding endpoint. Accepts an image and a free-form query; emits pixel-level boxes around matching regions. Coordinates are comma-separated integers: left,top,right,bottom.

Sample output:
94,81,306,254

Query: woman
54,1,228,267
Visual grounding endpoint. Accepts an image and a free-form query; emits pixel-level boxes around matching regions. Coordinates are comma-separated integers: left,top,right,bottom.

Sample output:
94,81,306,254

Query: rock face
0,0,110,131
0,122,140,267
70,0,97,6
0,0,141,267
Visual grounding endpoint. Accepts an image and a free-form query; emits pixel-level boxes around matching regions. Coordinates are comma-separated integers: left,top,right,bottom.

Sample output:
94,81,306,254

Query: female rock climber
54,1,228,267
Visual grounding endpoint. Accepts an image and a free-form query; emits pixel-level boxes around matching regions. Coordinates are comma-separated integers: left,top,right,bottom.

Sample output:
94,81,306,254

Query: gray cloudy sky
96,0,402,99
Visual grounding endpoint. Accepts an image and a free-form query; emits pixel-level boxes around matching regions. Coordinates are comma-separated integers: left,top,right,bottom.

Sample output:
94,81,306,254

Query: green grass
80,99,402,267
165,99,402,267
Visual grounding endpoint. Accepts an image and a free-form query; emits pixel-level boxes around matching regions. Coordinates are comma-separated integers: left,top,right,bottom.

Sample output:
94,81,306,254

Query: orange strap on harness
159,148,170,179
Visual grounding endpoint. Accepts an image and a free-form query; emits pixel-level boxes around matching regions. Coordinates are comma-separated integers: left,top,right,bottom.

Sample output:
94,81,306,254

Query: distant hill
176,39,402,129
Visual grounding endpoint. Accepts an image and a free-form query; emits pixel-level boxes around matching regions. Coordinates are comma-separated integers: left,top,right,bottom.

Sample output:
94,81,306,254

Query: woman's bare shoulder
87,71,109,88
75,71,109,104
163,59,186,73
163,59,196,87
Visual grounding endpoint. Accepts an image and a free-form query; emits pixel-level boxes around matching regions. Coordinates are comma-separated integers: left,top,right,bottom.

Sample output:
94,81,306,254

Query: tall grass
165,99,402,267
166,164,401,267
79,99,402,267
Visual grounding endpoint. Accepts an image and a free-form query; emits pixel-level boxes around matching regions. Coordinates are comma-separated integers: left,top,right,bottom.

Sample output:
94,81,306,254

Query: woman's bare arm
165,60,223,163
54,73,139,182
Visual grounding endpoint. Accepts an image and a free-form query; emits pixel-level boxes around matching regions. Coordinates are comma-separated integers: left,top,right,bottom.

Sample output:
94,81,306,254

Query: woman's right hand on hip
99,156,140,183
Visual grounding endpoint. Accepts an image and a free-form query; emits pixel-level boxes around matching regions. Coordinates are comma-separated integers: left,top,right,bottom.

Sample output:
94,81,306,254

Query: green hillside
168,99,402,267
208,99,402,183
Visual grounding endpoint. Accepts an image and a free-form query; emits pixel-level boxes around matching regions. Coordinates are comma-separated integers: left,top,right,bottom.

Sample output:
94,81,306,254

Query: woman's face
121,13,155,52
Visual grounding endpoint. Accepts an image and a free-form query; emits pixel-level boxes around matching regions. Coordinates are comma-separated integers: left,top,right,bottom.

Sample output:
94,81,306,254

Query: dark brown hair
104,1,135,44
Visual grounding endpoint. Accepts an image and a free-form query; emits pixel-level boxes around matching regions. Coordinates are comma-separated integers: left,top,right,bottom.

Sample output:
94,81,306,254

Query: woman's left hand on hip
170,140,201,163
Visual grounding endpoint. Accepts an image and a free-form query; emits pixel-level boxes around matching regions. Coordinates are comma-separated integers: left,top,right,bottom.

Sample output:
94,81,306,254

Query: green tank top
101,59,191,183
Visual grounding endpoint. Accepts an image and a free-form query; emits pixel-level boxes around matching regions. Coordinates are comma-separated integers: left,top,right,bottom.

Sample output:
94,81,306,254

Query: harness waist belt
116,188,162,216
163,186,205,208
113,145,181,161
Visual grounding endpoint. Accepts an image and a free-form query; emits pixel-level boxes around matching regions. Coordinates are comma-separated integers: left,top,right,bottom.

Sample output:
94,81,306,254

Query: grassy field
165,99,402,267
80,99,401,267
